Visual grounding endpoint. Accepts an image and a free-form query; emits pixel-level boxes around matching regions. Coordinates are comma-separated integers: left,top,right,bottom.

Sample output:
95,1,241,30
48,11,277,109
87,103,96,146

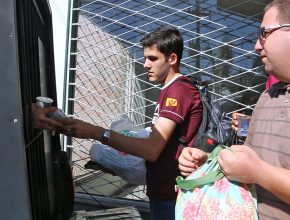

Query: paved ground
73,202,150,220
70,206,142,220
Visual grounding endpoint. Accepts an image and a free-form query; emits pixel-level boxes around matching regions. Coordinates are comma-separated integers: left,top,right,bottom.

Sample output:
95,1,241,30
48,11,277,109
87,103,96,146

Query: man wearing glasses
217,1,290,219
178,0,290,219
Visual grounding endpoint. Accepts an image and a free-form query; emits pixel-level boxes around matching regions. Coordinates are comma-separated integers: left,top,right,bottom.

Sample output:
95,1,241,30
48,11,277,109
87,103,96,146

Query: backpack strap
175,77,216,152
173,77,202,158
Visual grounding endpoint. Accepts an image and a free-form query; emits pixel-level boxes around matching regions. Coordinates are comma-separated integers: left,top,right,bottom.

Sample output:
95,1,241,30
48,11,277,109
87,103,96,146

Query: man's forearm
256,161,290,205
92,125,166,162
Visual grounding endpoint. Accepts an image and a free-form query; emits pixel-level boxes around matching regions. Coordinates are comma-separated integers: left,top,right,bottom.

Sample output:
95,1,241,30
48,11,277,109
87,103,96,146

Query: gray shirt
245,82,290,220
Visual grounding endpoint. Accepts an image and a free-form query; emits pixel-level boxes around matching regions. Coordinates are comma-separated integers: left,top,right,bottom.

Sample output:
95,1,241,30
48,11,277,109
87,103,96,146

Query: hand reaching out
31,103,63,130
58,117,99,139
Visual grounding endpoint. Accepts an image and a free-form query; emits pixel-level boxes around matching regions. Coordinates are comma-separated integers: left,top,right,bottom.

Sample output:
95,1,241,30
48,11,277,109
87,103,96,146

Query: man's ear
168,53,178,65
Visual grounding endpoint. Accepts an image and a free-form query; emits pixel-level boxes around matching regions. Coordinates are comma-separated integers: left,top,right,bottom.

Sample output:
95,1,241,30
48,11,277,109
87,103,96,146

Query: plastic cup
48,109,67,119
36,96,53,108
237,115,251,137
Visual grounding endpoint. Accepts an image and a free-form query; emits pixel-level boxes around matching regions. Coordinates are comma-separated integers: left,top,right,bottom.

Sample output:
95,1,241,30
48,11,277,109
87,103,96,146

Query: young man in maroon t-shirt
57,27,205,220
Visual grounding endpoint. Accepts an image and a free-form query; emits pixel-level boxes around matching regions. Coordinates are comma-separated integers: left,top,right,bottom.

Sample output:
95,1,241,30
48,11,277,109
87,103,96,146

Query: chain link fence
65,0,269,208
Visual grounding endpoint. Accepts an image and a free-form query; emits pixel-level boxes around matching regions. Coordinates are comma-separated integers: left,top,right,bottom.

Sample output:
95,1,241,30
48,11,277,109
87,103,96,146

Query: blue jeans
150,199,176,220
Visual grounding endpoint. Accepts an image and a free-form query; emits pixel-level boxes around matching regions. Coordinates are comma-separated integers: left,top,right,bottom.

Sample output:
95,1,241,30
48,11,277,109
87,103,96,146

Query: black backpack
177,78,235,153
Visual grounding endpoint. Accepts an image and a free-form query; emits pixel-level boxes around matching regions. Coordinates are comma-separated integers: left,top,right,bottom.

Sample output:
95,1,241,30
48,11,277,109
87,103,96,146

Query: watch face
101,130,110,144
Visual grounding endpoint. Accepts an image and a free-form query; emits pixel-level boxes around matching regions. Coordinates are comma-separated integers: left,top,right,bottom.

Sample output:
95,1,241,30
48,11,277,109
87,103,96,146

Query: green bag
175,145,258,220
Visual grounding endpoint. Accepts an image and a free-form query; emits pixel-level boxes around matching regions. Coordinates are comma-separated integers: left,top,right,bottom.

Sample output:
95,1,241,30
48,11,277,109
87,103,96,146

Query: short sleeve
159,81,200,124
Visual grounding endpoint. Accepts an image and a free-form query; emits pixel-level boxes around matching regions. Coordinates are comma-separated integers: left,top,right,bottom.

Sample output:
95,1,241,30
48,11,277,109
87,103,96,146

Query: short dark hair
265,0,290,23
141,27,184,64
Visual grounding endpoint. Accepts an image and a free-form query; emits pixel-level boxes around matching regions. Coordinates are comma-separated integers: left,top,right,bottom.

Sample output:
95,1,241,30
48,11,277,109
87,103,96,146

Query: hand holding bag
175,145,258,220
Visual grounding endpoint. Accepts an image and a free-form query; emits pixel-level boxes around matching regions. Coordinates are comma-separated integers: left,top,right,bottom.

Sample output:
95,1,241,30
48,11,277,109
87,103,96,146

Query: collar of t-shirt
162,75,183,90
267,81,290,98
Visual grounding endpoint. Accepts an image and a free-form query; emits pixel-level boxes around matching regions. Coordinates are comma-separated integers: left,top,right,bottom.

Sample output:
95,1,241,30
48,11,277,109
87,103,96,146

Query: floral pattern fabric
175,149,258,220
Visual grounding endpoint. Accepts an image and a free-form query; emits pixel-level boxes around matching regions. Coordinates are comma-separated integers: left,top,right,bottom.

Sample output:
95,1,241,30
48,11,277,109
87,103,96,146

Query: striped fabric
245,82,290,220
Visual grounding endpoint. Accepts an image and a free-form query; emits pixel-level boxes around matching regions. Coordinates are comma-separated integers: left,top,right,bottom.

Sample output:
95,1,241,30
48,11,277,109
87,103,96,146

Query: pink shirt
265,75,279,89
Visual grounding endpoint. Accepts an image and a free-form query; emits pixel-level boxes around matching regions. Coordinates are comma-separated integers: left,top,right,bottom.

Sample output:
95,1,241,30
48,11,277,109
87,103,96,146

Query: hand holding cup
232,113,251,137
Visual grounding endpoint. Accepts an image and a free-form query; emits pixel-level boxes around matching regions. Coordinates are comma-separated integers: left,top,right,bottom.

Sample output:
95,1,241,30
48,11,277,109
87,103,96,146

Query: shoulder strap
176,170,223,190
175,77,210,146
176,145,225,190
174,76,199,89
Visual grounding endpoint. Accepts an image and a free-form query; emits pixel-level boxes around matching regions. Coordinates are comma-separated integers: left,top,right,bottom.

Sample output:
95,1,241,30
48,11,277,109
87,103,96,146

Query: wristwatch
101,129,111,144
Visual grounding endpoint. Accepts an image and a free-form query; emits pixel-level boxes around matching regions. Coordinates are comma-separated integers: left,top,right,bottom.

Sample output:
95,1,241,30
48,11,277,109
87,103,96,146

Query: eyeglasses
259,24,290,40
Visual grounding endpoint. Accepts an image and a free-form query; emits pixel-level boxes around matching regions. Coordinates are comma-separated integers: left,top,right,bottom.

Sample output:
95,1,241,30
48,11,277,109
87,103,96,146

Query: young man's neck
163,72,182,86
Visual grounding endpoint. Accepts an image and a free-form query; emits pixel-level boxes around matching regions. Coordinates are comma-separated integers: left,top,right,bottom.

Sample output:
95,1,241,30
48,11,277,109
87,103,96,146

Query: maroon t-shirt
146,75,203,200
